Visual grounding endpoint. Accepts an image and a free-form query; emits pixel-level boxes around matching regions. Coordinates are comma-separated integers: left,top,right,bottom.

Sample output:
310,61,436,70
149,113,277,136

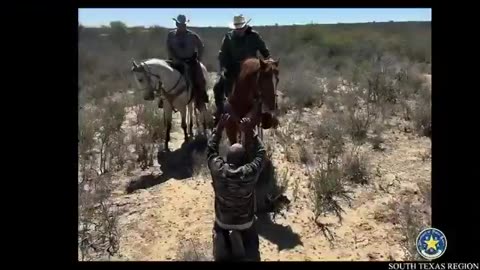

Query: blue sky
78,8,431,27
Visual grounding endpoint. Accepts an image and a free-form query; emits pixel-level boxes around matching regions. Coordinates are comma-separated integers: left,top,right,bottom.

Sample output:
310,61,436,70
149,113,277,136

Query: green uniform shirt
218,27,271,72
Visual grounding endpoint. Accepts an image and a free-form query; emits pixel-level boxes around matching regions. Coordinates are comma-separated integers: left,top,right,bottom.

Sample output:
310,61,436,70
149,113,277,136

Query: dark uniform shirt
167,29,204,61
207,129,266,228
218,26,270,74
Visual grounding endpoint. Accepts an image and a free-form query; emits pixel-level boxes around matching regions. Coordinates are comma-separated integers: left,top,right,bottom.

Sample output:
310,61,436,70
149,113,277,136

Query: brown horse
224,58,280,153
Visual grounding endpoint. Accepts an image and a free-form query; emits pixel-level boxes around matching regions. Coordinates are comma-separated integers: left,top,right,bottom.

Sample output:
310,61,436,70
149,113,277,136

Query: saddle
166,52,199,75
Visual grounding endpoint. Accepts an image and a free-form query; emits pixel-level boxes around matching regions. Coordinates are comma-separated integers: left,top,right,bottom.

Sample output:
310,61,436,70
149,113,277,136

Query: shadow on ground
125,135,208,194
254,158,302,251
256,212,303,251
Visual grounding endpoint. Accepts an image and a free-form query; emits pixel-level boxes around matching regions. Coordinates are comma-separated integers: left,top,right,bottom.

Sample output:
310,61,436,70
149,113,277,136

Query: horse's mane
143,58,174,72
238,58,261,81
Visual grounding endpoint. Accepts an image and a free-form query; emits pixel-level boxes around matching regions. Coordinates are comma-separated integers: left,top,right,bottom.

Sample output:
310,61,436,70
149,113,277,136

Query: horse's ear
132,59,139,69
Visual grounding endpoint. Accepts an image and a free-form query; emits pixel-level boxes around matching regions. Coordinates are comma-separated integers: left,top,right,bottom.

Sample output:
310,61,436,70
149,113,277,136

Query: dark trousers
171,59,207,102
212,221,260,262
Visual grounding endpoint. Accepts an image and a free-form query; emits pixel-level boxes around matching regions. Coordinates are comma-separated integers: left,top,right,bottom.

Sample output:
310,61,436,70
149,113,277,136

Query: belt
215,217,254,230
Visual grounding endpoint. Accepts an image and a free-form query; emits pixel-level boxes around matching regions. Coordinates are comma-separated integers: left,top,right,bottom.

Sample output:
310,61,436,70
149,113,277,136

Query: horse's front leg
188,102,194,137
179,107,189,142
163,105,173,152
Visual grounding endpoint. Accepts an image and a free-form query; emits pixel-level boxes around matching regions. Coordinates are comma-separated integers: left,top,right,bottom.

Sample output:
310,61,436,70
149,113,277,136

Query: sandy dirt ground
100,85,431,261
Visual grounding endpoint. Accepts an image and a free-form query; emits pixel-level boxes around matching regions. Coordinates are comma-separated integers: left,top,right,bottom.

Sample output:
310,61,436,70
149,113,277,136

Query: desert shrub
370,124,386,151
299,143,314,165
78,173,120,261
133,102,165,169
79,108,100,181
313,113,345,143
412,87,431,138
274,122,299,162
176,239,211,261
97,99,126,174
310,162,352,223
397,199,429,261
343,150,370,185
340,93,376,143
418,181,431,207
292,174,301,203
309,129,353,223
399,99,413,121
280,66,325,109
108,21,129,50
107,131,128,172
326,136,346,165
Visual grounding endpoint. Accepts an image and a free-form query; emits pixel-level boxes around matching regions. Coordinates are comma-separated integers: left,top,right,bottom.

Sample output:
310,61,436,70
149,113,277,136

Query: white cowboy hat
229,14,251,29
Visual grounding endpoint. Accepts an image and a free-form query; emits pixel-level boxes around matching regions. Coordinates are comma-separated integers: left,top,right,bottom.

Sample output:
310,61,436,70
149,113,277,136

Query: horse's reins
141,63,183,95
225,66,279,143
140,62,189,114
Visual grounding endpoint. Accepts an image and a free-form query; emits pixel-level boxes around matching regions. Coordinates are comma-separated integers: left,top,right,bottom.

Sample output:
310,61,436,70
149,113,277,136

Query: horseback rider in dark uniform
207,114,266,261
149,14,209,108
213,15,273,123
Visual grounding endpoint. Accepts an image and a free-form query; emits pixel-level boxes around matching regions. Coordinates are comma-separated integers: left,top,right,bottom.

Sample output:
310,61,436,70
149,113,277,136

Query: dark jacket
218,27,270,74
207,128,266,229
167,29,204,61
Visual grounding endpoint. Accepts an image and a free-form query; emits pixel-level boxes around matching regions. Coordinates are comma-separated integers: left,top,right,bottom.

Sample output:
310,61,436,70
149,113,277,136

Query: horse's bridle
255,68,280,111
137,62,183,96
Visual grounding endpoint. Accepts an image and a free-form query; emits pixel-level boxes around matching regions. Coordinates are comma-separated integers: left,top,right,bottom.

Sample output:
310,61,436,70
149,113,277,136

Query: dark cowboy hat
173,14,189,25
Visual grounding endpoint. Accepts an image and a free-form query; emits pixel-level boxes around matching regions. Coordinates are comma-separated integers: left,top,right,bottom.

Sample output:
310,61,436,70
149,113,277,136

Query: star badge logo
416,228,447,260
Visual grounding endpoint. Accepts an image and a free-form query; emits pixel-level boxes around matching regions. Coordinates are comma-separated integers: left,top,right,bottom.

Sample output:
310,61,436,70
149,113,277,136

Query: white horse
131,58,209,151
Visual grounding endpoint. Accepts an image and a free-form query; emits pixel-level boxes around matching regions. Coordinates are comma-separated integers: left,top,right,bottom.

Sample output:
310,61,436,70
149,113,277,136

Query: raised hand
217,113,231,131
239,117,252,132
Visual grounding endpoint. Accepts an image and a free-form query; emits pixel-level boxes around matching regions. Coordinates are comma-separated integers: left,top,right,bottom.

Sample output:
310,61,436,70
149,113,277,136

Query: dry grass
376,191,430,261
340,90,378,144
292,174,301,203
280,68,326,109
370,134,385,151
412,87,431,138
310,162,353,223
343,150,370,185
132,102,165,169
176,239,211,261
398,199,429,261
78,173,120,261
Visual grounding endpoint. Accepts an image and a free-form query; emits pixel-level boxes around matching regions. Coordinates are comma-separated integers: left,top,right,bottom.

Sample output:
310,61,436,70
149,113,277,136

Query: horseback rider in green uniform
213,15,273,123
